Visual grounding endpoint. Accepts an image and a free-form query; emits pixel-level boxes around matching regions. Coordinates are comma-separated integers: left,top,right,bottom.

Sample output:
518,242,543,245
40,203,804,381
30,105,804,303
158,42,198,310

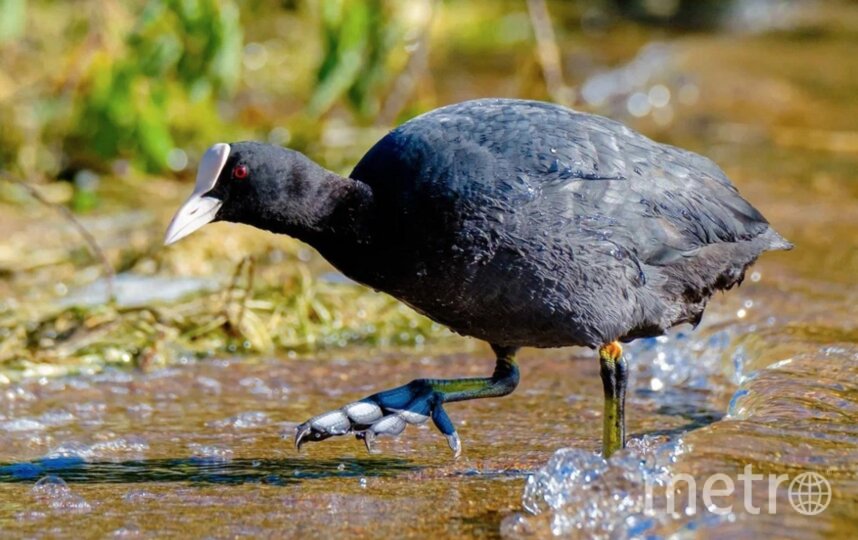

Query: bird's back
346,99,790,347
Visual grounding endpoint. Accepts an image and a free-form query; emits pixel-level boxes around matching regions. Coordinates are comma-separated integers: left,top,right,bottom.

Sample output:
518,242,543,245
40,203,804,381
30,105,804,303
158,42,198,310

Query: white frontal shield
163,143,231,245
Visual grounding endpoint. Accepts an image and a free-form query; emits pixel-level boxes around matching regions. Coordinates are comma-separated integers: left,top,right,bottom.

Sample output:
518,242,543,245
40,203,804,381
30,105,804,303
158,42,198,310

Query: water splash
626,324,749,394
45,437,150,461
188,444,234,464
502,436,686,538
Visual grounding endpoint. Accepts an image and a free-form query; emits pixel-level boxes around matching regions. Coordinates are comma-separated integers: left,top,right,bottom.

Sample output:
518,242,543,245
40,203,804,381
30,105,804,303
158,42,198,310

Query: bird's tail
762,227,794,251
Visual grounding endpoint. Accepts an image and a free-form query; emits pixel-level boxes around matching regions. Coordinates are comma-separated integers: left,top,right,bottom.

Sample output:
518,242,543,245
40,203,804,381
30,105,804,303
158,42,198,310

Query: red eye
233,164,249,179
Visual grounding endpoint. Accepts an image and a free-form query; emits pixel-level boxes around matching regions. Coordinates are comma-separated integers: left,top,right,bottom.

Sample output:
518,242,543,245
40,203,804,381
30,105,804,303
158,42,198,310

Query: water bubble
33,475,71,498
188,444,233,463
32,475,92,513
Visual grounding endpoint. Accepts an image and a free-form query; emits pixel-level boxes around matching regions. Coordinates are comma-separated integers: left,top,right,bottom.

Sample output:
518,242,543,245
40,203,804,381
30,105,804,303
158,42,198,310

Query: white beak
164,143,231,246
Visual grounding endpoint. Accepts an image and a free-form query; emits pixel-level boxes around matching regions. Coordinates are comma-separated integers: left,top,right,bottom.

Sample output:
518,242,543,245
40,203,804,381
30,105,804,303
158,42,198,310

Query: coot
165,99,791,458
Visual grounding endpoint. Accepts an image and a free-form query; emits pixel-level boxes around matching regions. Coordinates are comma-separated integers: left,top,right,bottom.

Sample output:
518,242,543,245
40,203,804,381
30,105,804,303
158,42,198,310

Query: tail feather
762,227,793,252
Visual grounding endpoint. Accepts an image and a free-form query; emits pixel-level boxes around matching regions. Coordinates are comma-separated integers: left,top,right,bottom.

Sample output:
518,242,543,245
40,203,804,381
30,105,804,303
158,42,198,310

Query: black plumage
166,98,791,457
215,99,788,347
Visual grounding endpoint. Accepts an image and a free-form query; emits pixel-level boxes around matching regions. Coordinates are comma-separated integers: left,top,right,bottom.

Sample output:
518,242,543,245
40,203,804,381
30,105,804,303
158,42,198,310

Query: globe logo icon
789,472,831,515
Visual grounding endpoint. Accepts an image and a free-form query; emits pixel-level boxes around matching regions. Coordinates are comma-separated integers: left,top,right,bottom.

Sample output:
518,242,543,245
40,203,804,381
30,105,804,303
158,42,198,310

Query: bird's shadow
635,387,725,439
0,456,418,486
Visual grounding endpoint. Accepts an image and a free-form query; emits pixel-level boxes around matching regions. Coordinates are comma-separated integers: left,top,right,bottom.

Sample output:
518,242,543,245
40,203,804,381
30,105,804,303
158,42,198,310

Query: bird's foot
294,380,462,458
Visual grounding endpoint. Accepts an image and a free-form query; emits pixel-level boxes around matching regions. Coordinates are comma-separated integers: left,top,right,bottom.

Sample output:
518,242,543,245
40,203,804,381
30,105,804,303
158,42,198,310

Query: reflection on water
0,457,417,486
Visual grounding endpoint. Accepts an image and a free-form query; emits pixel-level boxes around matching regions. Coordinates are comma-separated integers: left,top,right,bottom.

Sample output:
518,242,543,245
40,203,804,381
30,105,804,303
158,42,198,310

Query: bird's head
164,141,322,245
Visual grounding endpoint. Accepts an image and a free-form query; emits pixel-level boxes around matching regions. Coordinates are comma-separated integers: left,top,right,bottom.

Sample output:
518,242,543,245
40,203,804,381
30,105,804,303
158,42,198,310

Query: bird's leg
295,345,519,458
599,341,628,458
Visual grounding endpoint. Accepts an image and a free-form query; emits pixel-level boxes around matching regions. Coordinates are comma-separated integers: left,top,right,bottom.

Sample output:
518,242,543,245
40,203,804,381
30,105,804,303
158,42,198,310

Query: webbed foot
295,346,518,459
295,379,462,457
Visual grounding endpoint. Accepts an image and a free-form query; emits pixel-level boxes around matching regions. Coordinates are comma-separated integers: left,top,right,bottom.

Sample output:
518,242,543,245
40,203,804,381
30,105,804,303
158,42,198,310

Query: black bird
165,99,791,458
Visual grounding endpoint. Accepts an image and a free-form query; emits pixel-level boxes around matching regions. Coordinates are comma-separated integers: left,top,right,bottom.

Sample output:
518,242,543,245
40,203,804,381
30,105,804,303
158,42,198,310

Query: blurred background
1,1,858,538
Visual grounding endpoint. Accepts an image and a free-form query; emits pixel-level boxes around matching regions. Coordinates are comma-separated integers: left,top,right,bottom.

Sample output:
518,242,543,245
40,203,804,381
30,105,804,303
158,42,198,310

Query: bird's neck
260,164,376,255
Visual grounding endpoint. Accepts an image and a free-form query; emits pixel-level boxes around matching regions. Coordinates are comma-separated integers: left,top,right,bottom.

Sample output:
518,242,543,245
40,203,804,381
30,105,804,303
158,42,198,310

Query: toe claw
294,384,466,458
446,432,462,459
295,422,312,451
356,431,381,454
294,409,351,451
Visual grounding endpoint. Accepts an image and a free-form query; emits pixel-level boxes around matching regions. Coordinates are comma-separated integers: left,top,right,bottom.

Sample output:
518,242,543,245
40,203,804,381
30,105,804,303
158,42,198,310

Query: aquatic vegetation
0,257,453,381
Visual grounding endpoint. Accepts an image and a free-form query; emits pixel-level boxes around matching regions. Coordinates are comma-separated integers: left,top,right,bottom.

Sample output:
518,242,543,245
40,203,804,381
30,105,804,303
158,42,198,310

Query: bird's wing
352,99,777,266
428,100,770,257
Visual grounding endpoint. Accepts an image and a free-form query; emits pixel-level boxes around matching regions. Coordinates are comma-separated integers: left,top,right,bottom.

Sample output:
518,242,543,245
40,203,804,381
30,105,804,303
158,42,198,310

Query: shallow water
0,350,618,537
3,3,858,539
1,271,855,537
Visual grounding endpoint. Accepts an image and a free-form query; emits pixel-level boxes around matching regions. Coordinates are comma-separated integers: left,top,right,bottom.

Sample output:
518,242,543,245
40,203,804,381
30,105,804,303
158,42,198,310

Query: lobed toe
343,401,384,426
309,410,352,435
370,415,407,436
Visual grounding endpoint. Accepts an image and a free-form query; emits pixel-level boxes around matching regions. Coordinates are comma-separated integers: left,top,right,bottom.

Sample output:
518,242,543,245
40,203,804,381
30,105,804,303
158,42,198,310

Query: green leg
599,341,628,458
296,345,520,457
423,344,519,402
